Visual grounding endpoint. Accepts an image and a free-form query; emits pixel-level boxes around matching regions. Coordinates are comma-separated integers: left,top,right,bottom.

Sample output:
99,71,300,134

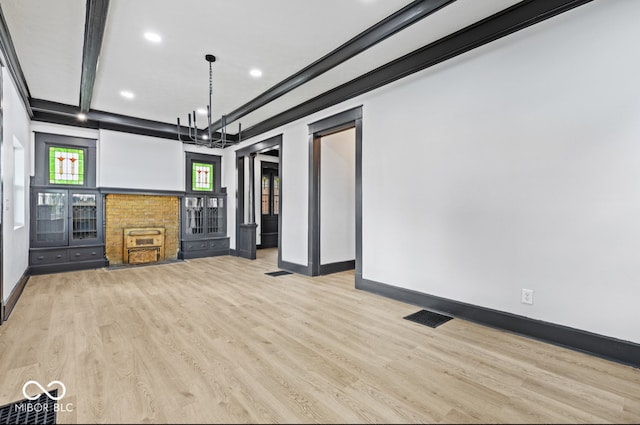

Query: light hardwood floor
0,249,639,424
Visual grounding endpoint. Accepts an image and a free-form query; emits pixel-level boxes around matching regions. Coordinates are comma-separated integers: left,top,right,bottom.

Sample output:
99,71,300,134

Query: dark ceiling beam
239,0,593,141
209,0,456,132
30,98,239,143
0,4,32,117
79,0,110,113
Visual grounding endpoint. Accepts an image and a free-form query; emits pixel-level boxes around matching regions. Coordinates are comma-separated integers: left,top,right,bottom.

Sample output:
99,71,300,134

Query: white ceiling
0,0,524,135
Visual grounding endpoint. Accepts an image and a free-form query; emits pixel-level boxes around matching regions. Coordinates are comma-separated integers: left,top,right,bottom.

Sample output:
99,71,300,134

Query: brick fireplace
105,194,179,265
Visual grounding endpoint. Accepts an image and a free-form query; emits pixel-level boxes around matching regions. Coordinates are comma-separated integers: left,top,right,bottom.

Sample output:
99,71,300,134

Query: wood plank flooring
0,249,639,423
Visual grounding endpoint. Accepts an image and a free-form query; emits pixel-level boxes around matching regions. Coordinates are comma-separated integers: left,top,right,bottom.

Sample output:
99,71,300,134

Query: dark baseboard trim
237,249,256,260
319,260,355,275
229,249,237,256
3,270,30,321
356,275,640,369
257,244,279,250
278,259,312,276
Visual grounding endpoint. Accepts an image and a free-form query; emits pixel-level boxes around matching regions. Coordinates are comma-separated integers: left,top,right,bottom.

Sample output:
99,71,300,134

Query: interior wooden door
260,163,279,248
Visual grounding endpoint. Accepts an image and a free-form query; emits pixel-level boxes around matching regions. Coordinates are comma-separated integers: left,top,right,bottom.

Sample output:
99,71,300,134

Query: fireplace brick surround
105,194,179,265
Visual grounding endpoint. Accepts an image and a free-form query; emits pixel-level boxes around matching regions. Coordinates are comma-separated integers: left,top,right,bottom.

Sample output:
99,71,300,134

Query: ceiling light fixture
120,90,134,99
177,54,238,149
77,113,87,121
249,68,262,78
144,32,162,43
197,108,207,115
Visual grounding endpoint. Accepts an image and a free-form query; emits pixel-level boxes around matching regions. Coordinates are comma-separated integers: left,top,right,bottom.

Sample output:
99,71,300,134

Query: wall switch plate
521,288,534,305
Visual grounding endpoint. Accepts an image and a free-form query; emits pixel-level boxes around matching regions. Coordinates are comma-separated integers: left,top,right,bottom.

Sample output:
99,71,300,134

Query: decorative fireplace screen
123,227,165,264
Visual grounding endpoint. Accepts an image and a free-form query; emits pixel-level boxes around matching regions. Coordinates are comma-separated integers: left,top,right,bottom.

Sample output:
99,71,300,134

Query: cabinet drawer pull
91,251,97,256
37,256,44,260
56,254,63,259
75,253,81,257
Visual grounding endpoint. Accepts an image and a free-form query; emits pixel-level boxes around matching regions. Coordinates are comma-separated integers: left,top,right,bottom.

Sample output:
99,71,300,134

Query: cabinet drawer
69,247,104,262
209,239,229,250
184,241,208,252
30,249,69,265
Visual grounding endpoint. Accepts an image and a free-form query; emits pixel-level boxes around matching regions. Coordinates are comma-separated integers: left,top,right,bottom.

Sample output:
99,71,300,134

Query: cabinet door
32,189,68,246
69,191,101,245
183,196,205,240
206,195,226,237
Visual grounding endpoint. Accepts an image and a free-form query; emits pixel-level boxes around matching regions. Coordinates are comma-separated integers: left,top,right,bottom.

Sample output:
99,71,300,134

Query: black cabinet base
29,259,109,275
29,245,107,275
179,249,230,260
178,237,230,260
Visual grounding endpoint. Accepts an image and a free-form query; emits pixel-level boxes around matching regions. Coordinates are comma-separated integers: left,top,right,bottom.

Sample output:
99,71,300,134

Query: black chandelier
176,54,232,148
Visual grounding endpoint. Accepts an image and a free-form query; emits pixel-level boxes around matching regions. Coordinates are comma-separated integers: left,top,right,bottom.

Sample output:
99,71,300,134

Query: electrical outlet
521,289,534,305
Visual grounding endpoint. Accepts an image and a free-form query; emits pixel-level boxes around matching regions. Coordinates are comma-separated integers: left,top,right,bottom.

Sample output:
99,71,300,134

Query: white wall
229,0,640,344
320,129,355,264
364,0,640,343
2,67,31,302
99,130,184,191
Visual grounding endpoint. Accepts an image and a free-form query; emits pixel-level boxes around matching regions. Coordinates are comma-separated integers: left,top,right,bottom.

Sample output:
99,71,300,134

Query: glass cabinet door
184,196,204,237
71,193,98,242
34,190,68,246
206,196,225,236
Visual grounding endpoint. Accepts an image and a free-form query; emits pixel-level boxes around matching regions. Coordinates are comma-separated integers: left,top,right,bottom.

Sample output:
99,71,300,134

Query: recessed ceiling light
120,90,134,99
249,68,263,78
197,108,207,116
144,32,162,43
202,134,209,140
77,113,87,121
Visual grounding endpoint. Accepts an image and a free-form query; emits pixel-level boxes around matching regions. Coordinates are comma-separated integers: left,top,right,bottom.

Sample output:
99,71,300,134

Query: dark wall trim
235,134,283,263
210,0,455,132
99,187,185,197
308,106,362,277
240,0,592,141
0,65,3,325
235,134,282,157
79,0,110,112
3,271,29,322
278,259,312,277
319,260,355,276
356,276,640,369
31,99,239,144
0,4,32,117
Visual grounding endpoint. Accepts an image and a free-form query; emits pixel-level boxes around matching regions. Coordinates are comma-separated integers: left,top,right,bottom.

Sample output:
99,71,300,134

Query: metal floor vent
0,390,57,424
404,309,453,328
265,270,293,277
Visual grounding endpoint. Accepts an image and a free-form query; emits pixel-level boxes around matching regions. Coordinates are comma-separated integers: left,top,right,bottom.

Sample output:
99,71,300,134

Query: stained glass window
49,147,85,185
192,162,213,191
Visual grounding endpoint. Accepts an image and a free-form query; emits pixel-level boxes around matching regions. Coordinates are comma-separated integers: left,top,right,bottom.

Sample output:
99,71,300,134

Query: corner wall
228,0,640,344
2,67,31,304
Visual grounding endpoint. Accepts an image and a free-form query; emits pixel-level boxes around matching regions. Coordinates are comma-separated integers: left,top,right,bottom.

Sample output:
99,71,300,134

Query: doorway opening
235,134,282,268
308,106,362,277
259,154,279,249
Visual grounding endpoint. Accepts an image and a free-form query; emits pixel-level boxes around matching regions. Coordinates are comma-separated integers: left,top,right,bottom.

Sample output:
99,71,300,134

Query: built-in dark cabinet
30,188,106,273
29,133,106,274
32,189,102,247
179,152,230,259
